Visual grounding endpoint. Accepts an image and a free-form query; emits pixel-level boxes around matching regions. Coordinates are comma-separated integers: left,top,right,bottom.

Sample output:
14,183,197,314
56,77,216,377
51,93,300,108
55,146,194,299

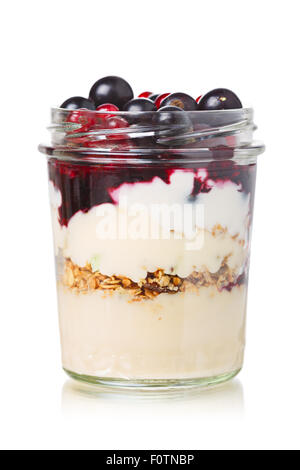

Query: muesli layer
63,256,244,300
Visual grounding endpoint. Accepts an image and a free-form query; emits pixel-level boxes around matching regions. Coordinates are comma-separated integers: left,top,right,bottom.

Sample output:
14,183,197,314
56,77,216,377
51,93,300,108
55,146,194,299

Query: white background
1,0,299,450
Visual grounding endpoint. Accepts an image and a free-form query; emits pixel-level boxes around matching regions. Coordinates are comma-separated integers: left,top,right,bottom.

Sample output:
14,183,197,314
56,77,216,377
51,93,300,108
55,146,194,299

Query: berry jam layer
48,159,256,227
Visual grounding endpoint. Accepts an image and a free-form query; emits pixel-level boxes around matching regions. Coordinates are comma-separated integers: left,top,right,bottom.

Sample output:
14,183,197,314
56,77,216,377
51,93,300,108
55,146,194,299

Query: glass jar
39,107,264,389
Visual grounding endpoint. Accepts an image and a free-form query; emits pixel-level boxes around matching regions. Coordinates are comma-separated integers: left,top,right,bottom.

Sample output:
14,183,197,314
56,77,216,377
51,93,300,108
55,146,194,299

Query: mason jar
39,107,264,388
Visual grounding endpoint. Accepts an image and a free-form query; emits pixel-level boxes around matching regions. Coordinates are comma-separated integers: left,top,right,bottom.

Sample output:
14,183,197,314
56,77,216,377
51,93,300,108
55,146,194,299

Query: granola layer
63,257,243,300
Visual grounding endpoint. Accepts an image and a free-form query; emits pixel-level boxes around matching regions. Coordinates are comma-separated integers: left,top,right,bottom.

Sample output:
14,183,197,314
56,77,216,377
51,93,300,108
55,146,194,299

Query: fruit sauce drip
48,159,256,227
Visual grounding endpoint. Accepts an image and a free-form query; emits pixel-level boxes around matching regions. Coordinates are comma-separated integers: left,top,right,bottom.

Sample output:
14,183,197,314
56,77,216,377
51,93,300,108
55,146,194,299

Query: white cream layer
110,170,250,239
49,171,249,280
58,284,246,379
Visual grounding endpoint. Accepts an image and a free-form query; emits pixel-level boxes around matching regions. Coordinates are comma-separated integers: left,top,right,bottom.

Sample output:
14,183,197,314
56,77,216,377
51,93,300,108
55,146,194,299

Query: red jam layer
48,159,257,227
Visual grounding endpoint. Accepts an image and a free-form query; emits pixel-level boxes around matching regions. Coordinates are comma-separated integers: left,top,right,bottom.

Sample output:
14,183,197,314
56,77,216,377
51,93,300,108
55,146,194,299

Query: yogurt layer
110,170,250,239
64,220,245,281
58,284,246,379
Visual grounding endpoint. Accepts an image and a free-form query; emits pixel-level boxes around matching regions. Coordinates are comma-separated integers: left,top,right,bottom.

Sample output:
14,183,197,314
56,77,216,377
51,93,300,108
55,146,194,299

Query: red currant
155,93,170,109
96,103,119,113
67,109,95,128
138,91,153,98
66,109,96,140
106,116,129,141
96,103,120,126
96,103,119,118
106,116,129,129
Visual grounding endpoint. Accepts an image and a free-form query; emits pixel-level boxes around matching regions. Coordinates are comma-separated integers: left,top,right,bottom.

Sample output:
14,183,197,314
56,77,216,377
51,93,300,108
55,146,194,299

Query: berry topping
89,76,134,109
123,98,156,112
160,92,197,110
60,96,96,110
154,93,171,109
198,88,242,110
138,91,153,98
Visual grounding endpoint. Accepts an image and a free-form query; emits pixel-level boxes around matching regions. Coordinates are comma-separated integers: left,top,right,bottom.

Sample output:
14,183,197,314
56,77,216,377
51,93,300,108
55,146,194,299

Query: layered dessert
41,75,262,387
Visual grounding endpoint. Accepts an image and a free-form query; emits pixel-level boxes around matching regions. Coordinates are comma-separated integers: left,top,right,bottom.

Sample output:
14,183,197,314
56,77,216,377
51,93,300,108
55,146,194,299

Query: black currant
153,106,192,138
123,98,156,112
158,105,183,113
148,93,159,102
60,96,96,110
198,88,242,110
89,76,134,109
160,92,197,110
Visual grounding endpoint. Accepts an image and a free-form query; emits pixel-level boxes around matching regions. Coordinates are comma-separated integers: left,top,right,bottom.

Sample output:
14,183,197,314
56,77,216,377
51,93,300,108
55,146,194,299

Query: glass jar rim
51,105,254,115
39,107,265,164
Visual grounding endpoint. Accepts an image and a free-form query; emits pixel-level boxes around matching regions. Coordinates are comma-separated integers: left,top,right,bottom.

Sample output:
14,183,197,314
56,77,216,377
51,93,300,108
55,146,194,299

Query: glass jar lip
39,142,265,163
39,106,265,163
52,106,254,115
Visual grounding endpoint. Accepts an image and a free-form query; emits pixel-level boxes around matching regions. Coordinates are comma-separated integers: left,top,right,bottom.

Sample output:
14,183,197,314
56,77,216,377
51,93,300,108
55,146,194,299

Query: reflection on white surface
61,379,244,419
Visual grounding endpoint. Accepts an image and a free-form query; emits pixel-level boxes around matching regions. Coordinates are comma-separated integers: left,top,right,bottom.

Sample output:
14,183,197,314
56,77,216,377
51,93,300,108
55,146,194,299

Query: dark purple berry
160,92,197,110
198,88,242,110
158,105,183,113
60,96,96,110
149,93,159,102
123,98,156,112
89,76,133,109
153,106,192,138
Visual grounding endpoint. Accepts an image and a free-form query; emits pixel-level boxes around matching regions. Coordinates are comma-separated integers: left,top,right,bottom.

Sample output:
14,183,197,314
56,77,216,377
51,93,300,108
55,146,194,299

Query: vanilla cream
58,284,246,379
